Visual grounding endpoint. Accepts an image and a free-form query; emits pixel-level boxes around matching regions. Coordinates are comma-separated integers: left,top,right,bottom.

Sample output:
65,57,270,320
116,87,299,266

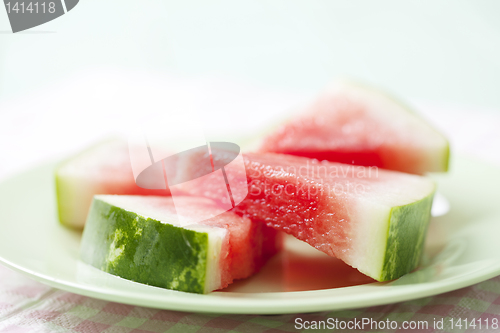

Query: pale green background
1,0,500,110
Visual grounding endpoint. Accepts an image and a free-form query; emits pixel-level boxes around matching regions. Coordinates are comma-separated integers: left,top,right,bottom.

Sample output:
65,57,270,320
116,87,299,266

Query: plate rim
2,256,500,314
1,156,500,314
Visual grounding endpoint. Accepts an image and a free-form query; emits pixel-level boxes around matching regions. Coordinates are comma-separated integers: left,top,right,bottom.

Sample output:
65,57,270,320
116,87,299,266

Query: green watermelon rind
56,155,80,228
55,170,96,229
55,162,93,229
379,190,435,281
55,171,70,226
442,143,451,173
80,197,210,294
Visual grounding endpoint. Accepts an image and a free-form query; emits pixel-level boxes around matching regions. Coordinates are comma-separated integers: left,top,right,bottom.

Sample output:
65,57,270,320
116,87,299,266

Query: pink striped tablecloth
1,263,500,333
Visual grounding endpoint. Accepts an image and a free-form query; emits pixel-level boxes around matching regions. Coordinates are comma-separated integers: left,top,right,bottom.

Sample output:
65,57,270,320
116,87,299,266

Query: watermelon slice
80,195,282,294
174,150,436,281
56,140,170,229
258,81,449,174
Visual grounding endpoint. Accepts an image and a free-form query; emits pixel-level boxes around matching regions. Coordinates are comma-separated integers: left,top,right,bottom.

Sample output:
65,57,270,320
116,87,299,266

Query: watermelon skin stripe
81,198,209,294
381,194,434,281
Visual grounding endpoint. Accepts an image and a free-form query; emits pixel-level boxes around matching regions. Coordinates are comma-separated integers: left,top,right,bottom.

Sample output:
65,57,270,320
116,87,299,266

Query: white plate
0,156,500,314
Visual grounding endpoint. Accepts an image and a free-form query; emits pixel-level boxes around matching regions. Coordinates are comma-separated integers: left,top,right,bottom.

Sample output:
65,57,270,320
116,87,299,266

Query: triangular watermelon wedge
173,150,436,281
258,81,449,175
81,195,282,293
56,140,170,229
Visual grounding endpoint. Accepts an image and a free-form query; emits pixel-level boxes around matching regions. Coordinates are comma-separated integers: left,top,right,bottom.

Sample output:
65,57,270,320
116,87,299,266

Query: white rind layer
347,201,392,279
346,174,436,279
56,140,135,228
187,225,226,294
57,176,105,229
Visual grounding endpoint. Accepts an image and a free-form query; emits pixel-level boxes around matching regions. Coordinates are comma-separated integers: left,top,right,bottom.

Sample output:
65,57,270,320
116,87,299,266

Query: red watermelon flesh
192,198,282,285
258,81,449,175
202,209,282,289
173,149,436,281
